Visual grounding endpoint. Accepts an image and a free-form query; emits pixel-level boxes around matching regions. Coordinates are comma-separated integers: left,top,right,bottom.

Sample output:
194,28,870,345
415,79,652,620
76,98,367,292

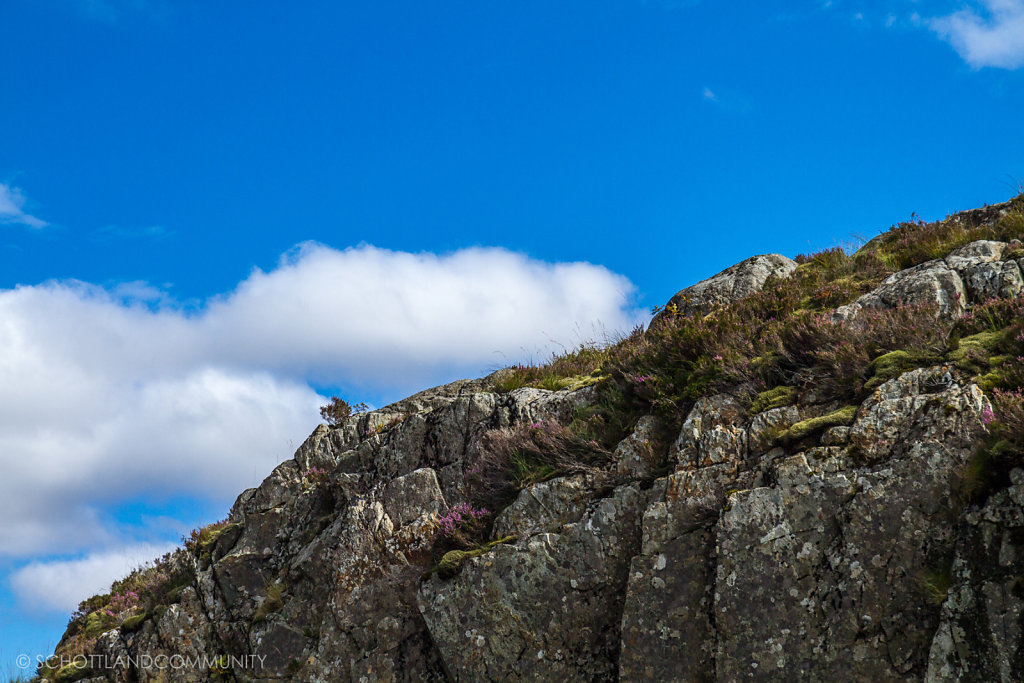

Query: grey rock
925,469,1024,682
671,393,747,468
418,485,645,681
614,414,663,478
962,259,1023,301
835,240,1022,322
492,474,594,539
850,260,968,317
383,468,447,527
656,253,797,320
45,214,1024,682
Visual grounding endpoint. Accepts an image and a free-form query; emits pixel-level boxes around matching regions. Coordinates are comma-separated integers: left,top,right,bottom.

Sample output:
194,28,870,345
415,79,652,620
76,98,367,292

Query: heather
490,195,1024,445
474,196,1024,515
37,194,1024,679
467,420,613,514
861,195,1024,271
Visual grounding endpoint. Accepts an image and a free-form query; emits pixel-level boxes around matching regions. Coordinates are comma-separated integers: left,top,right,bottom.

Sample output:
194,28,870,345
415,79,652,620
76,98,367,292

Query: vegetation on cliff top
486,193,1024,502
40,194,1024,679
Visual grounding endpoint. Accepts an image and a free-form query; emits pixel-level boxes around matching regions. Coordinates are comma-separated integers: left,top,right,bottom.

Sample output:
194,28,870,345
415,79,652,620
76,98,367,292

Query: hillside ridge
39,194,1024,682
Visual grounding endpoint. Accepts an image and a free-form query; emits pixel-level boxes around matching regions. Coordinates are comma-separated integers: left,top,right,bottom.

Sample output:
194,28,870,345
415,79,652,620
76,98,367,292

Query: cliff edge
40,195,1024,682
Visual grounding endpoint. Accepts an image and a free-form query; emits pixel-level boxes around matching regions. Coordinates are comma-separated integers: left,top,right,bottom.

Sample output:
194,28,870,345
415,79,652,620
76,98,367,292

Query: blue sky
2,0,1023,670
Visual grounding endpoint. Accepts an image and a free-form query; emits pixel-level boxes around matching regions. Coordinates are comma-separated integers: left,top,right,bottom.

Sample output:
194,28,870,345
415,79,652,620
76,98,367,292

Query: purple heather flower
437,503,488,537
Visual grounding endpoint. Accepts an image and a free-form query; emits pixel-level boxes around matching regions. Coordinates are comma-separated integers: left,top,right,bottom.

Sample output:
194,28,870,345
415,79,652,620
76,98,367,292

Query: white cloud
0,244,642,557
699,86,751,114
929,0,1024,69
10,542,177,613
0,183,47,228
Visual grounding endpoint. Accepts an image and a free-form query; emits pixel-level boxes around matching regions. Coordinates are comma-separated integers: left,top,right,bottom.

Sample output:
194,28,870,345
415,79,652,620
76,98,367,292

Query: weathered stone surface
672,393,747,468
748,404,800,454
836,240,1022,321
852,260,968,317
492,474,594,539
383,467,447,527
418,485,645,681
614,414,663,478
45,213,1024,682
657,253,798,320
849,366,985,463
962,258,1024,301
926,468,1024,682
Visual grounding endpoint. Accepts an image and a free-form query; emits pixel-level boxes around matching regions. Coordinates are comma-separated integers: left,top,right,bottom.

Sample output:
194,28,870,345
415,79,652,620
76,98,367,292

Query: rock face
45,236,1024,681
835,240,1024,321
656,253,798,320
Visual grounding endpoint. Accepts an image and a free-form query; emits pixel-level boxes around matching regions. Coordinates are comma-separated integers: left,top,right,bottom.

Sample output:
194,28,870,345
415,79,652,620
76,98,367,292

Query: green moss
52,662,92,683
957,330,1006,353
948,330,1009,374
437,548,486,579
778,405,858,443
749,385,798,415
864,349,942,391
436,536,516,579
120,613,147,632
83,610,115,638
977,371,1006,392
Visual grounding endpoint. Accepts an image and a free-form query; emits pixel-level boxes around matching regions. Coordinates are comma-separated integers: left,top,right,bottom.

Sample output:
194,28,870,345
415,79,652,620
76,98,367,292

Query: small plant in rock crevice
436,503,488,539
303,466,329,489
320,396,369,427
919,562,955,605
466,420,614,518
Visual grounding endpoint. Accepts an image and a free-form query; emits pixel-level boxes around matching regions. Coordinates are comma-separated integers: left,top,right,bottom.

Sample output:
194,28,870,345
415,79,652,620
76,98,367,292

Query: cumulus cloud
10,542,177,612
0,183,47,228
929,0,1024,69
0,244,641,557
200,244,639,383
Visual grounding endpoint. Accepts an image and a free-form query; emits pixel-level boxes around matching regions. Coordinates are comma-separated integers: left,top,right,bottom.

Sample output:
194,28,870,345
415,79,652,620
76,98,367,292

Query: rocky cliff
42,197,1024,681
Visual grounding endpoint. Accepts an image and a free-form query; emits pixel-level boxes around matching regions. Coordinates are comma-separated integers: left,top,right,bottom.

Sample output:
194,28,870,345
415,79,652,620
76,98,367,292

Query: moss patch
83,610,116,638
436,536,516,579
120,612,147,633
948,330,1010,374
778,405,858,443
437,548,486,579
52,662,93,683
749,385,798,415
977,370,1007,392
864,349,942,391
956,330,1006,354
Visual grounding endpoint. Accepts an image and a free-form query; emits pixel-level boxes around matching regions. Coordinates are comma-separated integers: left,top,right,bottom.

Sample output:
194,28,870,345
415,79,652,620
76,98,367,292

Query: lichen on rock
39,196,1024,682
